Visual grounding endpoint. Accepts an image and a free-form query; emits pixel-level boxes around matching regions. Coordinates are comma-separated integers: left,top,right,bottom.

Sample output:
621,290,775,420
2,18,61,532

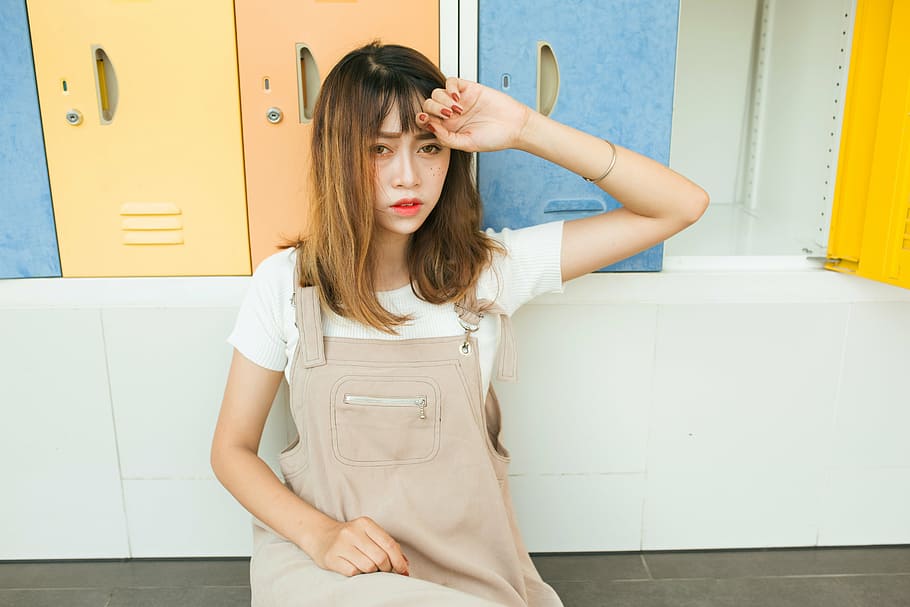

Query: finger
445,76,463,103
431,88,463,116
422,119,468,151
332,556,360,577
364,525,409,575
356,541,393,573
421,97,457,120
345,547,379,574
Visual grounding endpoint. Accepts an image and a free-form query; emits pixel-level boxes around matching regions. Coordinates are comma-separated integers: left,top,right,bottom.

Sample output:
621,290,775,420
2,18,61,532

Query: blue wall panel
478,0,679,271
1,1,61,278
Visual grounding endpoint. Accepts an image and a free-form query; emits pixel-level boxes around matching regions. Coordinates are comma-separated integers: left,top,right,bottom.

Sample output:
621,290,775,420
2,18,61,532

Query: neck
372,231,411,292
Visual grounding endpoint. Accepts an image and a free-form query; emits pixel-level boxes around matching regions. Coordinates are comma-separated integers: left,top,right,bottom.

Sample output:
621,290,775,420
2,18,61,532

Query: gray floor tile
836,574,910,607
119,559,250,588
107,586,250,607
709,577,862,607
0,559,250,589
0,562,125,589
551,579,725,607
552,576,860,607
0,588,112,607
644,546,910,579
532,554,649,582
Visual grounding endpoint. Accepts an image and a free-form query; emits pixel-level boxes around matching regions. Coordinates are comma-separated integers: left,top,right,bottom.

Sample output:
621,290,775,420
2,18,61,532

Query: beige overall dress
250,281,563,607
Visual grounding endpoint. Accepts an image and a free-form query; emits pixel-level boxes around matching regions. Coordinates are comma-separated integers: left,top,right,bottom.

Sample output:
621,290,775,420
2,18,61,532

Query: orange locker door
27,1,250,277
235,0,440,269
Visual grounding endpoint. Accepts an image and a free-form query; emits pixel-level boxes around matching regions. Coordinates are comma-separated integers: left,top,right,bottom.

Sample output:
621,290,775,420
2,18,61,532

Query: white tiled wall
642,303,847,549
2,270,909,558
103,307,239,481
122,479,254,558
0,309,129,559
495,303,657,475
818,302,910,546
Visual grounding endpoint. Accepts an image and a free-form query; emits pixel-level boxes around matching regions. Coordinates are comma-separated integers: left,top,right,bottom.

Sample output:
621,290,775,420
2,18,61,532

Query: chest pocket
330,376,441,466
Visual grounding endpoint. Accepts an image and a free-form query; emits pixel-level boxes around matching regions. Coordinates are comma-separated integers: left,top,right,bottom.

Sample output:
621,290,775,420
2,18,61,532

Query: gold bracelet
582,139,617,183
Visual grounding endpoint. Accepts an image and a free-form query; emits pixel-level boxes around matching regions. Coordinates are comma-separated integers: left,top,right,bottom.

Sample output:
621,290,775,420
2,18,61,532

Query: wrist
293,511,338,555
514,109,546,153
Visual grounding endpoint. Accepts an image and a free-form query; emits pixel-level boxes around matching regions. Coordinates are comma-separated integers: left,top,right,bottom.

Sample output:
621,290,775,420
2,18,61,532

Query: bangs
368,69,436,135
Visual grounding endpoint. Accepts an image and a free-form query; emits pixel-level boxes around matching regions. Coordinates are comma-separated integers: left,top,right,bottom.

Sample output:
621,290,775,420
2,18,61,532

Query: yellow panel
235,0,440,269
826,0,892,273
856,0,910,289
27,1,251,277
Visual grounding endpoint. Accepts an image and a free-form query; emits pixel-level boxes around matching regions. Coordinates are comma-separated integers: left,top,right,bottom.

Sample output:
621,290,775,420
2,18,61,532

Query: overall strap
292,262,326,368
455,291,518,383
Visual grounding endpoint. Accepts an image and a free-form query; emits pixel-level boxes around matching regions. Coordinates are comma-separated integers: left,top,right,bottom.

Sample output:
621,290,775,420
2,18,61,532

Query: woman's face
372,107,451,240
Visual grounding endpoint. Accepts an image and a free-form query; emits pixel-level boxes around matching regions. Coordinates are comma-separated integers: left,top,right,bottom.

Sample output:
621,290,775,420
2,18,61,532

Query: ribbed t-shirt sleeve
226,251,290,372
483,220,565,315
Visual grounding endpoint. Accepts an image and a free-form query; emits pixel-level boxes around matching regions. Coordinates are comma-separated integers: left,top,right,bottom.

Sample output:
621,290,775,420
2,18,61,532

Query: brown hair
292,42,504,334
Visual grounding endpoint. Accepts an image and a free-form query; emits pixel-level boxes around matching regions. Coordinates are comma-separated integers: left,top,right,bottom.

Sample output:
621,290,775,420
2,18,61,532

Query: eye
418,143,442,154
372,144,391,156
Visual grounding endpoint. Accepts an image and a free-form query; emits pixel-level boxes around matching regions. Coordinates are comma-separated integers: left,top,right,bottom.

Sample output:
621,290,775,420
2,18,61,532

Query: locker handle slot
297,44,320,123
543,199,605,214
92,46,118,124
536,41,560,117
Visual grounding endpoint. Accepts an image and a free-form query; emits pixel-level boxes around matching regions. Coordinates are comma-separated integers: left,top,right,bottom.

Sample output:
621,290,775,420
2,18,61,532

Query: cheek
429,158,450,182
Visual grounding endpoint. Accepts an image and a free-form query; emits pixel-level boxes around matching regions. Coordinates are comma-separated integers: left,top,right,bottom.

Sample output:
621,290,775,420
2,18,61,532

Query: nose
391,152,420,189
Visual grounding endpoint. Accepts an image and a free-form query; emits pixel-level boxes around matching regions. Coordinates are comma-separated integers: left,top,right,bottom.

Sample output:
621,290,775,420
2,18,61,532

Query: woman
211,42,707,606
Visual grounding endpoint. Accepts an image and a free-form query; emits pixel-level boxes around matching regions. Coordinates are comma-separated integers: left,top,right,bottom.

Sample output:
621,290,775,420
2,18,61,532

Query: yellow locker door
27,1,250,277
235,0,439,269
828,0,910,289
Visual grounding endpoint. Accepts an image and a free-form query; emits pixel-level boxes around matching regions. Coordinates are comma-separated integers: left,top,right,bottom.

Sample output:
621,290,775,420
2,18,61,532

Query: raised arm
419,77,709,281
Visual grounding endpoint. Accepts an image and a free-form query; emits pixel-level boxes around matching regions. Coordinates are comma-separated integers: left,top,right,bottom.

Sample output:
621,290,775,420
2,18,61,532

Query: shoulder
253,246,296,281
249,247,296,297
484,220,564,260
244,247,297,321
477,221,565,312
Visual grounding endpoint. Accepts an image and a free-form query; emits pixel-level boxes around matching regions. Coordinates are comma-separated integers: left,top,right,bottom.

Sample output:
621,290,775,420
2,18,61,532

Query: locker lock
266,107,283,124
65,110,83,126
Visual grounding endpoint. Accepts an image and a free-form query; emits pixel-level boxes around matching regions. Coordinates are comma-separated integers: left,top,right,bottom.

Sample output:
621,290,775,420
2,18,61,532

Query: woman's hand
307,516,410,578
418,77,532,153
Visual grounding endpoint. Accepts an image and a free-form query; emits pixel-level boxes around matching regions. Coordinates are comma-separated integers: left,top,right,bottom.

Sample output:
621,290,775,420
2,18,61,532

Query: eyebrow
377,131,438,141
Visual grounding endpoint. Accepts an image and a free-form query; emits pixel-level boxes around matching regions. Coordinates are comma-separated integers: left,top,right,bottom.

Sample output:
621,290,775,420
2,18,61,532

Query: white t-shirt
227,221,565,395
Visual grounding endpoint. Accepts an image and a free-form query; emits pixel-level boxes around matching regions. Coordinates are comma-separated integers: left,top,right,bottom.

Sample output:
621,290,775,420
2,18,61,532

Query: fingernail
451,92,460,103
452,104,463,115
425,123,436,133
418,113,428,122
440,108,453,118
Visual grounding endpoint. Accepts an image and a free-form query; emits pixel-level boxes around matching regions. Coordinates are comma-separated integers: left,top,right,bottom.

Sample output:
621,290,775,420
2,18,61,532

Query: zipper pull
417,397,427,420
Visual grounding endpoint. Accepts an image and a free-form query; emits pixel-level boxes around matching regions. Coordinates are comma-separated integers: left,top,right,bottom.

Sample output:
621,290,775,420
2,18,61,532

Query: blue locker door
0,0,61,278
478,0,679,271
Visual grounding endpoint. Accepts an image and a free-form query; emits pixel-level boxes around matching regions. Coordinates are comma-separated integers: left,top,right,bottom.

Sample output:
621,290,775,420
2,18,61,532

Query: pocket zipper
343,394,428,420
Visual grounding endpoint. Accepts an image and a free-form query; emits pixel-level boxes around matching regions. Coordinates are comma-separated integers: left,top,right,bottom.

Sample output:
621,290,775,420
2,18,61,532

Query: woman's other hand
418,77,531,153
309,516,410,577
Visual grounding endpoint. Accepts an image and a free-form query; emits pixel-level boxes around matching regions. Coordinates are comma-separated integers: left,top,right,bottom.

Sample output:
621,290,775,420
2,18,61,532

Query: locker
478,0,680,271
1,1,61,279
828,0,910,290
26,1,251,277
235,0,440,269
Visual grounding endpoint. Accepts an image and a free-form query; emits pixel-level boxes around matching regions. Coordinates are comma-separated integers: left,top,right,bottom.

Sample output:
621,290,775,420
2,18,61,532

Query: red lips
389,198,423,216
